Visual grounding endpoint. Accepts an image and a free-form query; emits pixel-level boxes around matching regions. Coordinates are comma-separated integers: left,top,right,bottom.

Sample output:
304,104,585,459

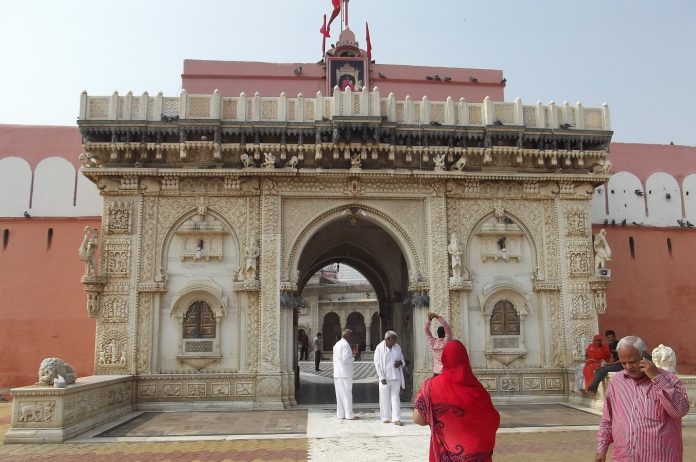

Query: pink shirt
424,316,452,374
596,369,689,461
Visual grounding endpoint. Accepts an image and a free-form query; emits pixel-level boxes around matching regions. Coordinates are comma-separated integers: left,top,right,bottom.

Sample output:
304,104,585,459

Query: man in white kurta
373,330,405,425
333,329,357,419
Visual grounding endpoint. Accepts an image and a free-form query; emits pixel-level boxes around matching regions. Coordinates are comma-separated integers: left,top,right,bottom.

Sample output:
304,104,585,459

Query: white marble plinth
4,375,135,443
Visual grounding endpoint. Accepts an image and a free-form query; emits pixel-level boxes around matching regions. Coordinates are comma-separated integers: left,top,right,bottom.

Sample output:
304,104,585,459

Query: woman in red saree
413,340,500,462
582,334,611,388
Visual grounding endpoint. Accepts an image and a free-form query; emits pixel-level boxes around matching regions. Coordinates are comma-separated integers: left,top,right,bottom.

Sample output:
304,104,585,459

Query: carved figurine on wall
433,153,446,171
350,152,362,169
593,228,612,269
244,239,260,280
78,226,99,277
447,233,462,279
262,152,276,168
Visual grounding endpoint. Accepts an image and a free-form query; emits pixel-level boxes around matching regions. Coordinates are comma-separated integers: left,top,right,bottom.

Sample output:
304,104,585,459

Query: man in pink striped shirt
595,336,689,462
424,312,452,376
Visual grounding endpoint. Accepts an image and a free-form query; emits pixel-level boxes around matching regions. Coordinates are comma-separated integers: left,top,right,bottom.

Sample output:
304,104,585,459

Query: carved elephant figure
37,357,77,386
19,402,54,422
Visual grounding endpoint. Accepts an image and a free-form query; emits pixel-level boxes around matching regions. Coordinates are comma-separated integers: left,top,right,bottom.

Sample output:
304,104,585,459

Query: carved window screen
490,300,520,335
183,301,216,338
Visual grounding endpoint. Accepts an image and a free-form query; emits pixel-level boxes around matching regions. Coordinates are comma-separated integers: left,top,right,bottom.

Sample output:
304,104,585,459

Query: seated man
583,329,622,396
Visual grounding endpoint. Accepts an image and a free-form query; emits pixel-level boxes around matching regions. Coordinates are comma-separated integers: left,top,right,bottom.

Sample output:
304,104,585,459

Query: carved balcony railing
80,88,611,131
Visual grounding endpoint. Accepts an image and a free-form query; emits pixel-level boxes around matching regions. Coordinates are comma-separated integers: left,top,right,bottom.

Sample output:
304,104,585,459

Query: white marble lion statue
651,344,677,373
37,357,77,386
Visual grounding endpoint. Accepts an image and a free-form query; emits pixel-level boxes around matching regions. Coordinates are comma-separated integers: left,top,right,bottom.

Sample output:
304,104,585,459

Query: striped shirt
596,369,689,461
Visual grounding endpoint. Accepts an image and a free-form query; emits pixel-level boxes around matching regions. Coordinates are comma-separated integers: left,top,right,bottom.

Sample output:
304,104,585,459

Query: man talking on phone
595,336,689,461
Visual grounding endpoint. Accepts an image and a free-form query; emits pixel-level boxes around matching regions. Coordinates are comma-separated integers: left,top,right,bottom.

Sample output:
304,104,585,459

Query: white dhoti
379,379,401,422
334,377,354,419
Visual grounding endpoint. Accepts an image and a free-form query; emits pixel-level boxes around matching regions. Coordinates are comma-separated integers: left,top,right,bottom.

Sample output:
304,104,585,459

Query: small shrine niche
175,214,228,262
476,215,524,262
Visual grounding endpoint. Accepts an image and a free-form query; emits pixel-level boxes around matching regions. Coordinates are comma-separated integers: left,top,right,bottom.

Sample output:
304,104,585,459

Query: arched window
490,300,520,336
346,312,366,352
183,301,216,338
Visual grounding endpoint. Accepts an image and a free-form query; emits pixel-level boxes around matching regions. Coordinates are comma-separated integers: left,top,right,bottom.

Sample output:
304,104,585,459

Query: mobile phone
642,351,650,361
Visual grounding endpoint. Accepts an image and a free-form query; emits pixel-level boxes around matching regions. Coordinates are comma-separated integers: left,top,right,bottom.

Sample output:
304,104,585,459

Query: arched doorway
292,210,413,404
322,312,341,348
346,311,366,358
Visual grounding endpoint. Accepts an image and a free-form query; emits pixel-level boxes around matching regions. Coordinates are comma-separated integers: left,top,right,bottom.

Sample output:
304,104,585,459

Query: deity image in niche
328,58,366,95
339,74,356,91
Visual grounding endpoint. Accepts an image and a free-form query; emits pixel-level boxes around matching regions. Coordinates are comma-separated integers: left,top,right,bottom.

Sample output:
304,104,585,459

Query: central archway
291,210,413,404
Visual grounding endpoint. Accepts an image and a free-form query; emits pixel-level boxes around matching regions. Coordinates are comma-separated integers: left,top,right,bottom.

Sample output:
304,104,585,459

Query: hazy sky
1,1,694,145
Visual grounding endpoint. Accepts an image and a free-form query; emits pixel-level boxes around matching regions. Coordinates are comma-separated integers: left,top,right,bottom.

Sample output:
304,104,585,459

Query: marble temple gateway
4,9,620,442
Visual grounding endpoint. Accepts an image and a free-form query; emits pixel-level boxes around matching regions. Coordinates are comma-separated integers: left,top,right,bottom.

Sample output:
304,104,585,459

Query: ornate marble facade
77,90,612,407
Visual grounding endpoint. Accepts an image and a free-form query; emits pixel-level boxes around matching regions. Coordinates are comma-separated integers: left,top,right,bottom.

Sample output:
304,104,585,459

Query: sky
1,0,694,146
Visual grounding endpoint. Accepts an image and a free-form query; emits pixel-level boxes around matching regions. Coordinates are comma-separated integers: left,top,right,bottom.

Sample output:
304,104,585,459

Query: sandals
394,420,403,426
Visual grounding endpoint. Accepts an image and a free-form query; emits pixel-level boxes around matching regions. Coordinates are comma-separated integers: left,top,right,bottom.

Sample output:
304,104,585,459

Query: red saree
582,335,611,388
415,340,500,462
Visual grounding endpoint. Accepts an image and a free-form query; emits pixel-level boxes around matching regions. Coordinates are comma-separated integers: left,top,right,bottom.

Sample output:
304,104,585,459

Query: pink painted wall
0,218,98,390
596,225,696,374
609,142,696,183
182,60,505,102
0,125,81,169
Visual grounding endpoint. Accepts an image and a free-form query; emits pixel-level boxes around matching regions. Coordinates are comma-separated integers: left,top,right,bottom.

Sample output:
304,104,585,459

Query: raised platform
3,375,135,444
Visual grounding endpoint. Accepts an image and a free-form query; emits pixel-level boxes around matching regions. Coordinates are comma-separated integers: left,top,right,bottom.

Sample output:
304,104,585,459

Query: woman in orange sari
583,335,611,388
413,340,500,462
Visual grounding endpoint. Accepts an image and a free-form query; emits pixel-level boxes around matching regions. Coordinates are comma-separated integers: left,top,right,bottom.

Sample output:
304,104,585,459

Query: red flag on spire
365,22,372,61
327,0,341,35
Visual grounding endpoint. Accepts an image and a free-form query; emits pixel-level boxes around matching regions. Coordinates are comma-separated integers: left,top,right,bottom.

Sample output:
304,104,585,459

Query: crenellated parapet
78,89,612,179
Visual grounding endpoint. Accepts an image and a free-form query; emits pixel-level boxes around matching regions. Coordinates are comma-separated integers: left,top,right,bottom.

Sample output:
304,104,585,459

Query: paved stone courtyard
3,401,696,461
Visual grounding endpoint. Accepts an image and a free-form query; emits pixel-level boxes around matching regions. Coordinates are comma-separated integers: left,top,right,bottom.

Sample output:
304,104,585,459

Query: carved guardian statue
37,358,77,386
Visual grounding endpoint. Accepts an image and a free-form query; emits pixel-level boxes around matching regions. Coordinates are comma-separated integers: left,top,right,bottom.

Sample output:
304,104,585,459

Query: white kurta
373,340,405,422
333,338,354,419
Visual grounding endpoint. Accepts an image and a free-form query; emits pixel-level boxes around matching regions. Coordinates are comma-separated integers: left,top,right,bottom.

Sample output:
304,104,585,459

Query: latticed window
490,300,520,335
183,301,216,338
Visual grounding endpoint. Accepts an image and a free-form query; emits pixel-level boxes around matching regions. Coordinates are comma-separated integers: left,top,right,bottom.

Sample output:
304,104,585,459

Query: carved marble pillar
256,181,282,407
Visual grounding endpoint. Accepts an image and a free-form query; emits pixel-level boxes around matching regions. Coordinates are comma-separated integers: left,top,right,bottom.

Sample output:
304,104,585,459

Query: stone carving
500,377,520,391
212,383,231,397
350,152,361,169
78,227,99,277
591,159,612,174
652,344,677,373
187,383,206,397
240,153,252,167
105,201,132,234
262,152,276,168
86,294,100,318
593,228,611,269
243,239,260,281
98,331,127,366
105,239,131,276
568,241,590,276
37,358,77,386
102,296,128,322
18,401,55,422
451,155,466,171
570,294,592,319
287,155,299,168
565,208,587,236
236,382,254,396
447,233,462,279
433,153,446,171
79,151,102,168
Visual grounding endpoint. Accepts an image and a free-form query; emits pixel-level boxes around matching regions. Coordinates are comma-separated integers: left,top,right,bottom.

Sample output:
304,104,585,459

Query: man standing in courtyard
374,330,405,425
313,332,323,371
333,329,357,420
595,335,689,462
424,311,452,376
